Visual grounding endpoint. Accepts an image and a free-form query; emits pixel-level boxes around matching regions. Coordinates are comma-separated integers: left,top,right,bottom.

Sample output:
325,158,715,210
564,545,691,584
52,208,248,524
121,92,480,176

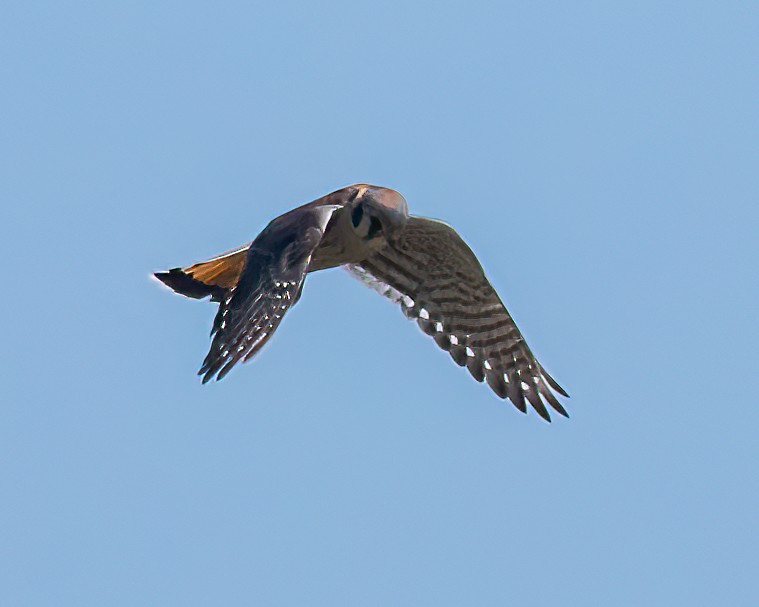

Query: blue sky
1,1,757,605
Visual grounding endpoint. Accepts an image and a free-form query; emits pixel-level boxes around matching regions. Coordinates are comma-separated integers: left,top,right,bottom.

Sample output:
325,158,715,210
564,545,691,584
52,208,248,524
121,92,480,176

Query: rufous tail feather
154,244,249,302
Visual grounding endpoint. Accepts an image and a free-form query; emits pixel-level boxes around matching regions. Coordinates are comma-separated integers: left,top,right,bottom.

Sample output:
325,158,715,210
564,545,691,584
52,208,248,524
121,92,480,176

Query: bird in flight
155,184,569,421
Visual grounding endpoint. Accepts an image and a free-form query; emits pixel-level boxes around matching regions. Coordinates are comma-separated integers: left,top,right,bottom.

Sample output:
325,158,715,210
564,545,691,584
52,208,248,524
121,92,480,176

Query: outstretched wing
348,216,568,421
199,204,339,383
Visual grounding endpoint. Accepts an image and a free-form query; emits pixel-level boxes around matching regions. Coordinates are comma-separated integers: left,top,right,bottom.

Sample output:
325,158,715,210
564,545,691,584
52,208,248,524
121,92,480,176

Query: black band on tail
154,268,227,302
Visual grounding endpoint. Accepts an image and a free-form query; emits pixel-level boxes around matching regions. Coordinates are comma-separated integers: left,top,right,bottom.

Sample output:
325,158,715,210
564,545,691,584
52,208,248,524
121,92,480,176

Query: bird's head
343,183,409,241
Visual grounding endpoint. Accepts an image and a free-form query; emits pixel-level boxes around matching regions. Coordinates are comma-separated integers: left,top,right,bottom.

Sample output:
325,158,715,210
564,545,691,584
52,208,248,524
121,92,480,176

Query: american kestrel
155,184,569,421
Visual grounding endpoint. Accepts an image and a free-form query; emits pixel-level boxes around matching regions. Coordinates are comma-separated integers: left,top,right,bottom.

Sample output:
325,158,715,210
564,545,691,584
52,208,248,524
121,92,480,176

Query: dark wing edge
346,216,569,422
199,205,339,383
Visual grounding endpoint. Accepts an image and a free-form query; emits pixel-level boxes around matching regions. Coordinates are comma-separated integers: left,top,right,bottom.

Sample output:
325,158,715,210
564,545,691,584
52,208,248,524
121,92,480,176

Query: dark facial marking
367,216,382,239
351,204,364,228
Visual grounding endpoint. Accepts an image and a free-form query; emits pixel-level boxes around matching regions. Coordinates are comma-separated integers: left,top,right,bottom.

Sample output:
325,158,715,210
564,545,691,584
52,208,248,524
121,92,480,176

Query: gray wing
199,204,338,383
348,216,568,421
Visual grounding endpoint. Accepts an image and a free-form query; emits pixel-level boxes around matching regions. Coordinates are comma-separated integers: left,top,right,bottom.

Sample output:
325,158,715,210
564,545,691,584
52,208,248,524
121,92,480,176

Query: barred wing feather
348,217,568,421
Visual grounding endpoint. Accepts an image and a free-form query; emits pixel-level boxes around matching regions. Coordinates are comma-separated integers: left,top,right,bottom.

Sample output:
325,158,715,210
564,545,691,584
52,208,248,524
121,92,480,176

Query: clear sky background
1,1,757,605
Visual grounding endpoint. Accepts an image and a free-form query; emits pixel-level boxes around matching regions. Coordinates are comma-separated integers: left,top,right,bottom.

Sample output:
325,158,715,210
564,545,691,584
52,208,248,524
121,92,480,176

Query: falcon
155,184,569,421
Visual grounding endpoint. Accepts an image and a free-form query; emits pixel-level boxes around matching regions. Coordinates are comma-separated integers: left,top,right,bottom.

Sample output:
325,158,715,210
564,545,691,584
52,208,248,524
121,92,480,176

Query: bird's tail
154,243,249,302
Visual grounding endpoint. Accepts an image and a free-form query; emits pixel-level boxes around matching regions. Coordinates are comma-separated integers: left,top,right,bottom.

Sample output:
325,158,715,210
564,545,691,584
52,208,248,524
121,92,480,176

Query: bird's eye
367,216,382,238
351,204,364,228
